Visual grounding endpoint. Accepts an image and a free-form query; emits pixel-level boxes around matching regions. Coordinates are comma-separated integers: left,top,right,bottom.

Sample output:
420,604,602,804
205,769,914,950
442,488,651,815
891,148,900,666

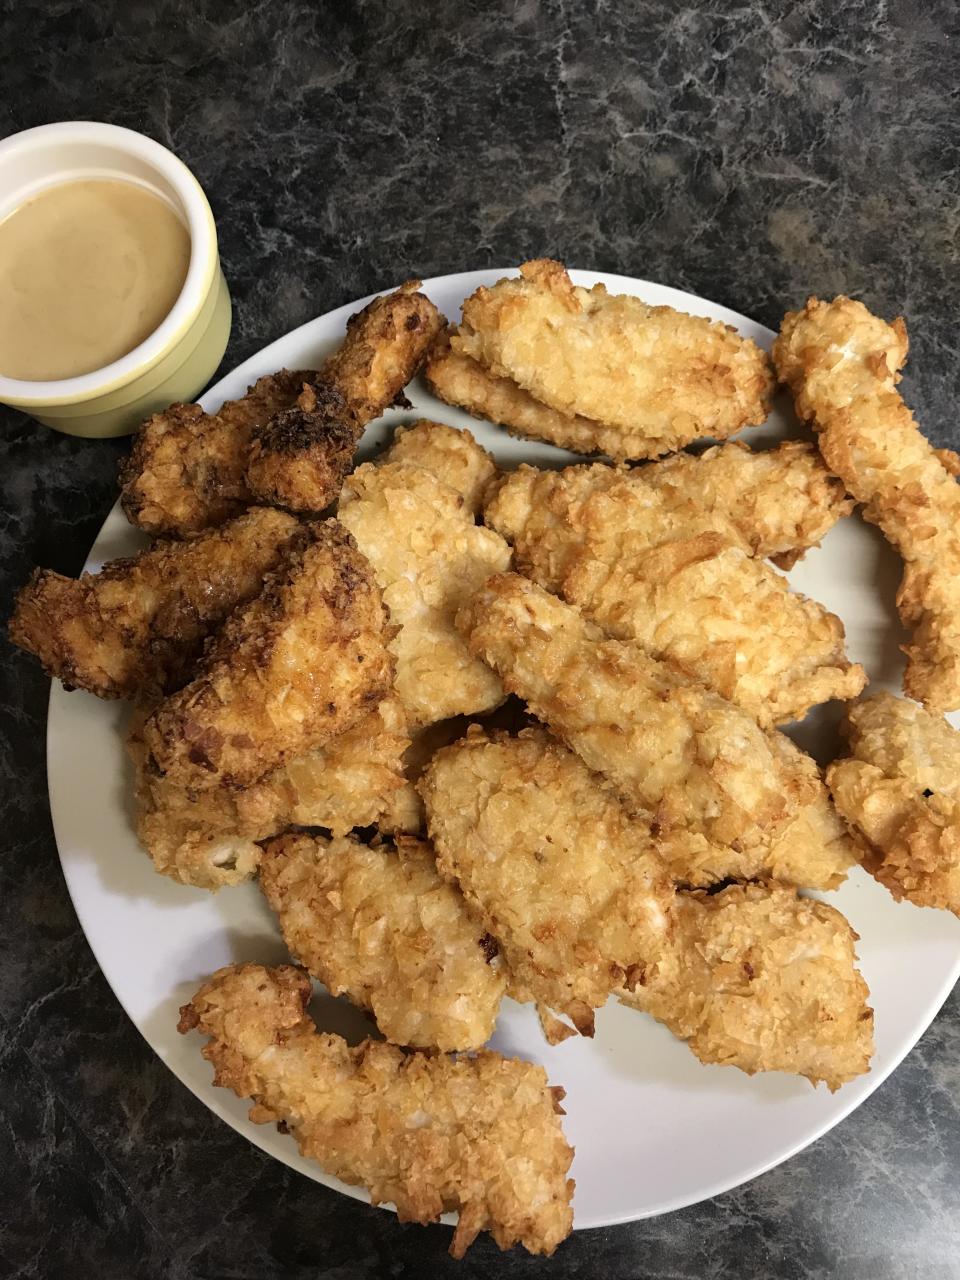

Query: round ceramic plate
47,270,960,1234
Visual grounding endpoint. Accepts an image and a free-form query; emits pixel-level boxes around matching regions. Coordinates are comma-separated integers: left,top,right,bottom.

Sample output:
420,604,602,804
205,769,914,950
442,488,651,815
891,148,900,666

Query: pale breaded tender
484,441,852,583
142,521,393,791
376,716,475,836
178,964,574,1257
320,280,444,423
425,327,661,461
128,697,409,890
420,727,673,1035
774,296,960,711
459,575,828,850
382,419,499,514
827,693,960,915
246,383,358,514
119,369,314,536
621,883,874,1090
338,462,509,726
455,260,774,454
9,506,300,700
260,831,506,1050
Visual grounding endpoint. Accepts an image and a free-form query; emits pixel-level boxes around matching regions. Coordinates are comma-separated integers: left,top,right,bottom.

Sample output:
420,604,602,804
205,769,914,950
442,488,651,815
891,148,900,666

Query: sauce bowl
0,121,231,437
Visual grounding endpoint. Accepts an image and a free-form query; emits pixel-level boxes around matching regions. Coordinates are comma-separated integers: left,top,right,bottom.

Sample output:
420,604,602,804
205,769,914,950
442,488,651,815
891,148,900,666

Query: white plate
47,270,960,1233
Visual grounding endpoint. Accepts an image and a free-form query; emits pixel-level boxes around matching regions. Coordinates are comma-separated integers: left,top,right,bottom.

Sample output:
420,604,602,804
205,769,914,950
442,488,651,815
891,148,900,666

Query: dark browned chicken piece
243,282,445,513
141,520,394,791
119,370,315,536
9,507,301,699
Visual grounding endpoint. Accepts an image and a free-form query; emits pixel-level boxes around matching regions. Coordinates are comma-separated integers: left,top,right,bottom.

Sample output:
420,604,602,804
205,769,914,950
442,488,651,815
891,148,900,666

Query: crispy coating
320,280,444,424
420,727,673,1035
484,441,852,584
9,507,300,699
246,383,358,514
425,327,657,461
382,420,499,515
827,693,960,914
128,697,409,889
119,370,314,536
260,831,506,1050
455,260,774,455
457,576,852,877
774,296,960,711
178,964,574,1257
338,462,510,726
141,521,393,791
621,883,874,1090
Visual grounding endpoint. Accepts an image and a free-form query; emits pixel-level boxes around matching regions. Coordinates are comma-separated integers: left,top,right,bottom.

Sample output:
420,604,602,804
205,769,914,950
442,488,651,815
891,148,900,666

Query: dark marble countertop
2,3,959,1277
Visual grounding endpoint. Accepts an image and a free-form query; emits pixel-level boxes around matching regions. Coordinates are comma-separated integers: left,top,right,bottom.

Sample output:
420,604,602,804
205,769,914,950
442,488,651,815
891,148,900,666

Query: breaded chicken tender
425,328,659,461
454,260,774,455
246,383,357,514
260,831,506,1050
459,576,836,854
621,883,874,1089
774,296,960,711
119,370,314,536
484,441,851,583
244,283,444,514
827,693,960,914
142,521,393,791
9,507,300,699
382,420,499,515
128,697,409,889
420,727,673,1035
178,964,574,1257
338,462,510,726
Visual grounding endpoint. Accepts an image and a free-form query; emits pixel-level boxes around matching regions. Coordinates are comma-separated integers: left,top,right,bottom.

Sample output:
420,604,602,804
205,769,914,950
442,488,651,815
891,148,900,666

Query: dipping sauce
0,179,191,381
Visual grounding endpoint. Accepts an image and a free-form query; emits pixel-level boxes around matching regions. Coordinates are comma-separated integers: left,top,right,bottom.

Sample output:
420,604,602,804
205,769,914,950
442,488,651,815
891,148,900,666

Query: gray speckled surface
2,2,959,1277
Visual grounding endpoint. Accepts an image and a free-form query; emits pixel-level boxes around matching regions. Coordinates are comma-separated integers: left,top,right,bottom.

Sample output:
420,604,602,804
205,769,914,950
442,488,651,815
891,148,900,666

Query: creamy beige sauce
0,179,191,381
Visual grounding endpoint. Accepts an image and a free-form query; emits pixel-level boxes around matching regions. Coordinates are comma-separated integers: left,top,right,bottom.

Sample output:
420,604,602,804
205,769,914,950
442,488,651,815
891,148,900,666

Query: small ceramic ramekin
0,121,232,438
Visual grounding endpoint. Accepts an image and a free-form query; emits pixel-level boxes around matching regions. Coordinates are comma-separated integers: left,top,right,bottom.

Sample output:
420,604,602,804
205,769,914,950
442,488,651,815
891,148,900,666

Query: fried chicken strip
178,964,574,1257
244,282,444,513
484,441,852,583
128,696,409,889
620,883,874,1090
338,462,509,726
260,832,506,1050
382,420,498,515
774,296,960,711
9,507,300,699
457,576,856,892
454,260,774,456
425,327,649,461
120,370,315,536
420,727,673,1035
142,521,393,791
827,693,960,915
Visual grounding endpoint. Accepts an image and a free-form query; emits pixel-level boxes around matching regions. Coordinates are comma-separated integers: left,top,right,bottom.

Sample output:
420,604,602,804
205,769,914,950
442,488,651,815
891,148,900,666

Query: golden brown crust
128,696,410,889
774,296,960,711
621,883,874,1089
827,692,960,914
246,383,359,514
420,726,674,1034
119,370,314,536
178,963,574,1257
321,280,444,422
456,574,853,889
141,520,393,791
454,260,774,454
259,831,506,1049
9,507,301,699
338,460,510,726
